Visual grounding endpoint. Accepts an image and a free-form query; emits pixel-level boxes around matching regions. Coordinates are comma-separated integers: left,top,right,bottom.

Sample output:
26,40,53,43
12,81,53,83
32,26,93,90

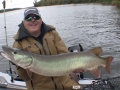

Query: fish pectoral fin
91,68,101,78
90,47,102,56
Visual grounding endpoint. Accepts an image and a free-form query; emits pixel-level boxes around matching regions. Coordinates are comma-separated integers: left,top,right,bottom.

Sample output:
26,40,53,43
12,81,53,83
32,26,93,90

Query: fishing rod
2,0,14,83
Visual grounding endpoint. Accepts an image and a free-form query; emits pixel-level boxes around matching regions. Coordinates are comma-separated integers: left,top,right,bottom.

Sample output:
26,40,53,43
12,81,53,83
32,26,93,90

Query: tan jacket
13,22,80,90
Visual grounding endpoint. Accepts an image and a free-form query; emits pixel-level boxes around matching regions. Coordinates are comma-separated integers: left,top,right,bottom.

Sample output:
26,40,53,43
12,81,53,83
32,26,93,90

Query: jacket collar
14,21,55,41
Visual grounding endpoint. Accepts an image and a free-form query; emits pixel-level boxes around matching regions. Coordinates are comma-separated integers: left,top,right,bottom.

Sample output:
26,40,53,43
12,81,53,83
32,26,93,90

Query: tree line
34,0,120,8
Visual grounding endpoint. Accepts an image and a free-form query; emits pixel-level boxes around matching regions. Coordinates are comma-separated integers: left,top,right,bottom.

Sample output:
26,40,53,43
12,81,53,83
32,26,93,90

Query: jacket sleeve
13,41,30,81
52,30,69,54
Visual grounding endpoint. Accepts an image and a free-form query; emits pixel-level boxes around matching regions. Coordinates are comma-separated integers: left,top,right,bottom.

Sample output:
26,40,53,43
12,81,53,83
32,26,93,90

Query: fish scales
1,45,113,77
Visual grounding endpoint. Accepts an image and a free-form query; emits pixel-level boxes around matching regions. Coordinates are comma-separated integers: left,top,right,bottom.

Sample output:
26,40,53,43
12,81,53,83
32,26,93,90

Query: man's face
23,14,42,37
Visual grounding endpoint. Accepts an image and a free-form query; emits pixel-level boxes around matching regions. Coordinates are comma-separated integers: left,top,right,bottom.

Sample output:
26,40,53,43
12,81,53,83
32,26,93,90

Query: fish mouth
2,45,15,60
0,51,11,60
2,46,33,67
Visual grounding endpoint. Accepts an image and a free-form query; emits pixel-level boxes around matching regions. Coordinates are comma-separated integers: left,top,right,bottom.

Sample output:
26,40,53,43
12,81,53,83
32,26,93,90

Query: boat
0,72,26,90
0,71,97,90
0,44,120,90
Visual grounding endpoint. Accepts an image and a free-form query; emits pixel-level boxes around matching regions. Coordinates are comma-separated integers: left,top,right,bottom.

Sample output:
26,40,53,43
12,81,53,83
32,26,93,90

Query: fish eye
14,51,17,54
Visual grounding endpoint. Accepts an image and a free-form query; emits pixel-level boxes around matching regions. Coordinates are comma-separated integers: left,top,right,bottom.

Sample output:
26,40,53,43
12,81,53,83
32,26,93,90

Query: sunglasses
25,15,40,21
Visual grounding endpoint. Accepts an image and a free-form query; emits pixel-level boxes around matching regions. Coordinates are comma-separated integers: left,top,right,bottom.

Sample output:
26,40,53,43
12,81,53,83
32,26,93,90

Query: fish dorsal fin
91,68,101,78
90,47,102,56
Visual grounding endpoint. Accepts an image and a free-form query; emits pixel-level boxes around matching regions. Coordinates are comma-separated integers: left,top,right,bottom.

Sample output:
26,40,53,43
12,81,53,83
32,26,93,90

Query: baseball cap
24,7,41,18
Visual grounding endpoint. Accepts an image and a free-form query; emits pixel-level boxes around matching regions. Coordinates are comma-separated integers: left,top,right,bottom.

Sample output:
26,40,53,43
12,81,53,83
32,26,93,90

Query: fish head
2,45,15,61
2,45,33,67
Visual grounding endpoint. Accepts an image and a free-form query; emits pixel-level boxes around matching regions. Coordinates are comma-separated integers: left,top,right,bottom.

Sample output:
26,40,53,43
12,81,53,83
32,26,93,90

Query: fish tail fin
105,56,113,74
90,47,103,56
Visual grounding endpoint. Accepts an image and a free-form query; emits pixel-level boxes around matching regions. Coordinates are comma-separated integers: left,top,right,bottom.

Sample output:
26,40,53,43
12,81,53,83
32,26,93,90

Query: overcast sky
0,0,40,9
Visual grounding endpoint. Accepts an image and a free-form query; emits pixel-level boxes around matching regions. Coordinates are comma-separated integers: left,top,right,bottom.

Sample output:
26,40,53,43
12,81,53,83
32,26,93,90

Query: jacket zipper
34,37,46,55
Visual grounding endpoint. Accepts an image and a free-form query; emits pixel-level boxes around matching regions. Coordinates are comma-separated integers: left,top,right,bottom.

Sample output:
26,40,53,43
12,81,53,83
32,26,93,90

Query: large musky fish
0,45,113,78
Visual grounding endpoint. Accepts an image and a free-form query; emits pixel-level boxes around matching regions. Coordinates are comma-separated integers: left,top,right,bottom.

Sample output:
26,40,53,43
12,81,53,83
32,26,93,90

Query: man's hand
69,73,79,82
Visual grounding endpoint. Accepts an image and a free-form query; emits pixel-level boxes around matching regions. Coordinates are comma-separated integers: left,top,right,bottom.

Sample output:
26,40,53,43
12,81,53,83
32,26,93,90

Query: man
13,7,81,90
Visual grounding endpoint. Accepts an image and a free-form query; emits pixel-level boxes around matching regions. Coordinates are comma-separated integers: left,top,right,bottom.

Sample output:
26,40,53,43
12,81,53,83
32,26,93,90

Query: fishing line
2,0,14,83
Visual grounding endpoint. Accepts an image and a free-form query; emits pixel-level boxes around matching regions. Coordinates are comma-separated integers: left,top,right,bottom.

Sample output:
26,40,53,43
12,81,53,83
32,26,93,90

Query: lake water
0,4,120,89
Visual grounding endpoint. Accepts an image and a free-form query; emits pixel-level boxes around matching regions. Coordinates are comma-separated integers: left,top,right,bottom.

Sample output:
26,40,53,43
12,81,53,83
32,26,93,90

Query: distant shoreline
0,2,119,14
0,8,22,13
